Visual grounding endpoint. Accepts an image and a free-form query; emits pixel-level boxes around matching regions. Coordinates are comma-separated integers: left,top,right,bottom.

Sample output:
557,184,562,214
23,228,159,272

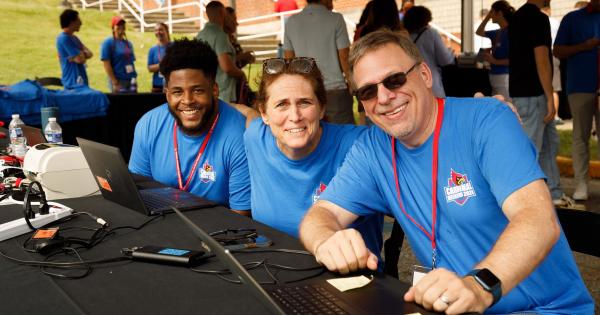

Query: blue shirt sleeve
128,114,152,177
100,38,112,61
147,46,157,67
321,132,391,217
57,34,81,60
226,129,251,211
554,12,572,46
485,29,498,41
473,100,545,205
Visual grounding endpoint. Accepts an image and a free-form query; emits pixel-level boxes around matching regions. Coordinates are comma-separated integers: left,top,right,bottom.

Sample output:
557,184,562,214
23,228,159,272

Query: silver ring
439,295,451,306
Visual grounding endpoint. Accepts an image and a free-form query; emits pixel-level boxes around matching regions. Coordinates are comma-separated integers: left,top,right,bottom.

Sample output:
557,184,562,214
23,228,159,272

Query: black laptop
76,137,215,216
171,207,436,315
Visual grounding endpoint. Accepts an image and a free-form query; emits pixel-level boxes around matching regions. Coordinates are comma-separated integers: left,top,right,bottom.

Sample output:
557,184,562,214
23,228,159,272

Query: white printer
23,144,99,200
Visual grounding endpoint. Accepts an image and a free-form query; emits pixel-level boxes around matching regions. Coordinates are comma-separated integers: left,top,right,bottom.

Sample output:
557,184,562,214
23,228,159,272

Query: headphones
23,181,50,230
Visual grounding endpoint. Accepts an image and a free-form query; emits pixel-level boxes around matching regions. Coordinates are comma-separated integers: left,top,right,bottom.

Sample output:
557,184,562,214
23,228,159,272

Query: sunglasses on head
263,57,316,75
354,62,420,101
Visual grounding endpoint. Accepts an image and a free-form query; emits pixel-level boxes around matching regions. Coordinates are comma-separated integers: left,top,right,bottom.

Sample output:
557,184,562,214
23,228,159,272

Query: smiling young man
298,30,593,314
128,38,250,215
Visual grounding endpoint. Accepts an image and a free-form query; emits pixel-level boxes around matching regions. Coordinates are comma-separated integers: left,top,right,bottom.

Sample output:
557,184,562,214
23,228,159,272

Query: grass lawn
559,129,600,161
0,0,194,92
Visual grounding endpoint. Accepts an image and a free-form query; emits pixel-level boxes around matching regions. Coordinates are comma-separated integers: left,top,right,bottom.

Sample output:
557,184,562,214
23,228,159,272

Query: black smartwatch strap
467,269,502,306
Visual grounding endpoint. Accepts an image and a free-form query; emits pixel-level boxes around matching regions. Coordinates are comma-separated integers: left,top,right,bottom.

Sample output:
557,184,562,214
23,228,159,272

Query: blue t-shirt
485,29,509,75
322,98,593,314
56,32,88,89
244,119,384,258
128,100,251,211
147,43,169,88
555,7,600,94
100,36,137,81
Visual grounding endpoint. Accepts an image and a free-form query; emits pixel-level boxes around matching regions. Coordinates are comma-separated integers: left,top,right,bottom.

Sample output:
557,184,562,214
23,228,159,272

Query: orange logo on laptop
96,176,113,192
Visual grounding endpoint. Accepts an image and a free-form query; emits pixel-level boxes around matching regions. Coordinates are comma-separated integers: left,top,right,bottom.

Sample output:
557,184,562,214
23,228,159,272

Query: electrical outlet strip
0,204,73,242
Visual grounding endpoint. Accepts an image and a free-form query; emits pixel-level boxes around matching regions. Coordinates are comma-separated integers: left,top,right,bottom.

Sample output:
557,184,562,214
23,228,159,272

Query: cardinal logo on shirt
443,169,476,206
199,161,216,183
312,182,327,204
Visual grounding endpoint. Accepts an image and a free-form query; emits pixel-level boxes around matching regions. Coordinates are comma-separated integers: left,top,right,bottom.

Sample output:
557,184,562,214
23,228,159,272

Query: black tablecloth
0,196,433,315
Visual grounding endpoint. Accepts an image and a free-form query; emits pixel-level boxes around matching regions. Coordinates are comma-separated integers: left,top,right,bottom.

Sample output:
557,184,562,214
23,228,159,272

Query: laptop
22,125,48,146
170,206,437,315
76,137,215,216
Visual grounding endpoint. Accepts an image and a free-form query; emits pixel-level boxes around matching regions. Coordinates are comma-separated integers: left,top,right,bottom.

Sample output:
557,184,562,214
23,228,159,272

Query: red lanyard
391,98,444,268
173,114,219,191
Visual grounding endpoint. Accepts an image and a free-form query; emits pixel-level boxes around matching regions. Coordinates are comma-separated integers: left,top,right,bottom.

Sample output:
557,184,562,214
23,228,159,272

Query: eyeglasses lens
289,59,313,73
356,72,408,101
264,59,285,74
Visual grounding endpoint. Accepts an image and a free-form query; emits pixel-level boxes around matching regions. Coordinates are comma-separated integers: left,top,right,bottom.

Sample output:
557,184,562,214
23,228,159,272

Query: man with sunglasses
283,0,354,124
299,30,593,314
128,38,251,215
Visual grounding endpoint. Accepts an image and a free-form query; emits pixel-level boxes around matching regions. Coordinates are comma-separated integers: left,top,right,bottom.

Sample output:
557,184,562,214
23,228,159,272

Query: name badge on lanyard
125,64,134,74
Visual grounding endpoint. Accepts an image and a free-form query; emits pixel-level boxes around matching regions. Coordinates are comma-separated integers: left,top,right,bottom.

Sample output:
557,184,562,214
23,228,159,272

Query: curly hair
159,38,218,83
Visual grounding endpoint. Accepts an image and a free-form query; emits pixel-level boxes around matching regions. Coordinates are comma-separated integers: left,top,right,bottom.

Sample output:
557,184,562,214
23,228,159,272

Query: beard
168,96,217,136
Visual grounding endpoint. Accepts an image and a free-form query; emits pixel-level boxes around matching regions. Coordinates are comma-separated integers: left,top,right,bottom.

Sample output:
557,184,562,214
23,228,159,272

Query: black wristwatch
467,268,502,306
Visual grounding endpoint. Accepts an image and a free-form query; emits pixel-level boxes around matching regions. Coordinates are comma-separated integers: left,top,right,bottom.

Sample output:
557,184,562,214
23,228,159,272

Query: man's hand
474,92,522,124
404,268,493,314
543,98,556,124
112,81,120,92
313,228,378,274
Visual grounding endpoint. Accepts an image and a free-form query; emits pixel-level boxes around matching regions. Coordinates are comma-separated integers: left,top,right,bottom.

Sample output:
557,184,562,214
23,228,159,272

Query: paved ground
382,177,600,311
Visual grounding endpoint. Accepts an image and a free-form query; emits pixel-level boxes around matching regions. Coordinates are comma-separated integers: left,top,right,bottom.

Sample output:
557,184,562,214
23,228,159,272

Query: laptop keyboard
139,190,176,211
269,285,349,315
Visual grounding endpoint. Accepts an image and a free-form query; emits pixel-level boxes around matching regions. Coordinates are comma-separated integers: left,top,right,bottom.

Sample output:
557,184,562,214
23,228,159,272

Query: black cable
0,249,130,267
40,247,93,279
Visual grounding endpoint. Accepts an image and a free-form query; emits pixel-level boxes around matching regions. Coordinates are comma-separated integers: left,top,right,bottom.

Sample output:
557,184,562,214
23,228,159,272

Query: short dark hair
159,38,218,83
60,9,79,29
402,5,432,33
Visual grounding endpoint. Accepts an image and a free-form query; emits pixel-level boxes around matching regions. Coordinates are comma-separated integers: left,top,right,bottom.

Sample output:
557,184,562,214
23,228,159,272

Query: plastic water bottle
130,77,137,93
8,114,27,158
44,117,63,144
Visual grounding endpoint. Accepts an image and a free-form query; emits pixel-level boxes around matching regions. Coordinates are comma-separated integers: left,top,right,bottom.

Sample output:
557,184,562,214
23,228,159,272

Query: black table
0,196,434,315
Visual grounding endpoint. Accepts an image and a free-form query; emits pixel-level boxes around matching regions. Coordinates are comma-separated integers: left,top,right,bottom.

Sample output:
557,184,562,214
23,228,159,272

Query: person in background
56,9,93,89
509,0,576,208
231,57,384,268
274,0,298,20
196,1,246,103
100,16,137,93
554,0,600,201
224,7,255,70
353,1,373,42
356,0,407,125
541,4,563,125
147,22,171,93
403,5,455,98
284,0,354,124
474,8,499,53
298,29,593,314
476,0,514,100
129,38,251,215
398,0,414,23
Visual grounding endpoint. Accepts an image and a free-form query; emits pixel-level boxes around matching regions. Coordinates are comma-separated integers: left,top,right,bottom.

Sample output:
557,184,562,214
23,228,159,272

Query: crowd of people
54,0,597,313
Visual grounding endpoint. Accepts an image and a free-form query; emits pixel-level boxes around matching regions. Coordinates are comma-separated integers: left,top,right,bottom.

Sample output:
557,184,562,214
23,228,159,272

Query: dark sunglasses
263,57,316,75
354,63,420,101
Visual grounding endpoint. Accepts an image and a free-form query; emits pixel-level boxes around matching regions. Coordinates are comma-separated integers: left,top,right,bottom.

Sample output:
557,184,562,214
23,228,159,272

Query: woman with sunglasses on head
232,57,384,267
147,22,171,93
